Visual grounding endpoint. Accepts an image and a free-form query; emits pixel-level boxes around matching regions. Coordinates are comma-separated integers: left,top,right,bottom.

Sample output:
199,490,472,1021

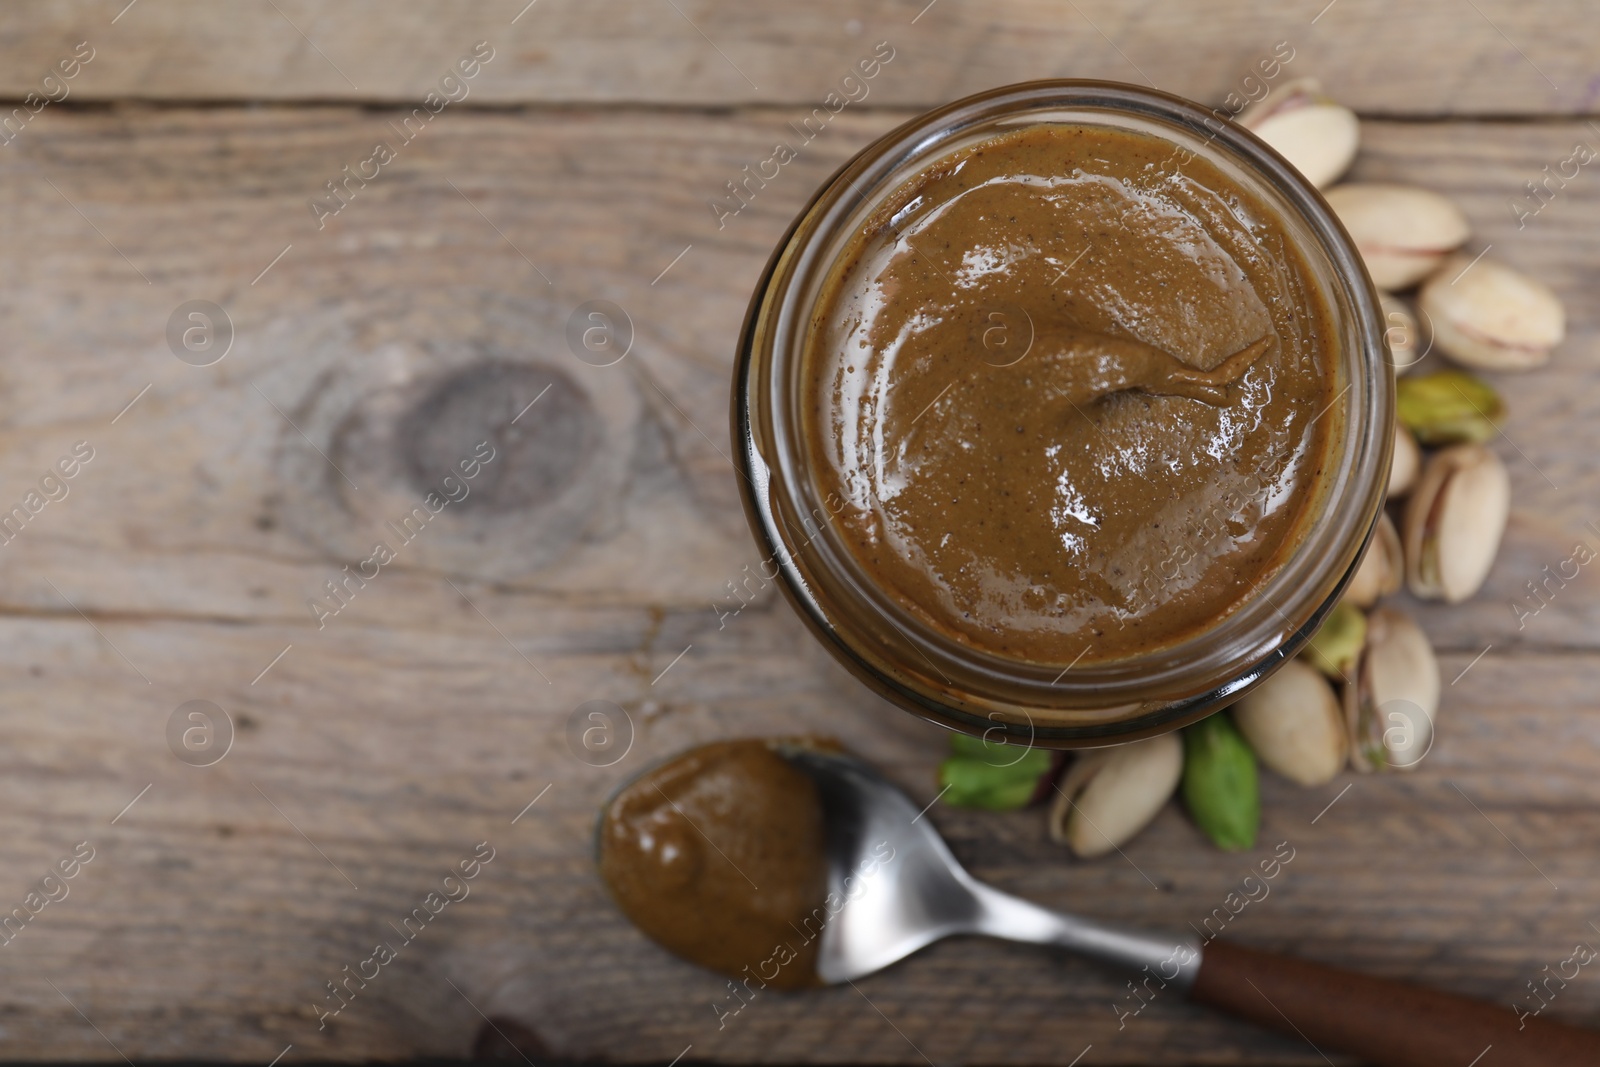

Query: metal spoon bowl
780,745,1195,987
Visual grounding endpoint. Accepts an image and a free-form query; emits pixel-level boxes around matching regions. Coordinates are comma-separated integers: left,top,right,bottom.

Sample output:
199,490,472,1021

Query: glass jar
732,80,1391,747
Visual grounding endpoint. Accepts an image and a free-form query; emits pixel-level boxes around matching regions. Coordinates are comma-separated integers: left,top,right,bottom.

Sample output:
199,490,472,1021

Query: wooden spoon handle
1190,938,1600,1067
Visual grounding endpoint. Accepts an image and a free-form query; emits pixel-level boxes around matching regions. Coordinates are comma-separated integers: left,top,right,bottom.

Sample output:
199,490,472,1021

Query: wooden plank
0,0,1597,115
0,106,1596,1061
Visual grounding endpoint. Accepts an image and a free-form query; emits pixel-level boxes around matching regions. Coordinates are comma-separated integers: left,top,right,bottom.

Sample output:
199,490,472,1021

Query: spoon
782,747,1599,1067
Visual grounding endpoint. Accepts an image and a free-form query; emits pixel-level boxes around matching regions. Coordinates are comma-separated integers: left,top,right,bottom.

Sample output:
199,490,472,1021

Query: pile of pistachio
938,79,1563,854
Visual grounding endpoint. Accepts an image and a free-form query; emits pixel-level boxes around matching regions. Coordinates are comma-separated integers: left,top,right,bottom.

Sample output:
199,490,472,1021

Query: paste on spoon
597,738,835,989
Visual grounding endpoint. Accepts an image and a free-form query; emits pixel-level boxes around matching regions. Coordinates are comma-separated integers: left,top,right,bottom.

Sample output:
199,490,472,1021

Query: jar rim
733,79,1392,746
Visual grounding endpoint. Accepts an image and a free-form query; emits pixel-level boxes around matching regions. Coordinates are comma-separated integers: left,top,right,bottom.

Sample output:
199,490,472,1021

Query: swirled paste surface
805,124,1337,664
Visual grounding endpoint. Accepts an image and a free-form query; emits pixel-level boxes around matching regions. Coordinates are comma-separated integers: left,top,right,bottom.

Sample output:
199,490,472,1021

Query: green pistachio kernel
1305,601,1367,679
1182,713,1261,851
1396,371,1505,446
939,734,1053,811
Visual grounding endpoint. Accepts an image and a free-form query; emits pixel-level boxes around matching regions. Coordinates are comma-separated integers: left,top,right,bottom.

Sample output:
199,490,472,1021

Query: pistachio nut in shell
1232,660,1346,786
1403,444,1510,603
1305,600,1366,677
1233,75,1322,127
1380,292,1425,375
1389,423,1421,498
1396,370,1504,446
1237,78,1359,189
1418,254,1564,371
1343,512,1403,608
1324,184,1470,290
1049,732,1182,859
1343,607,1440,771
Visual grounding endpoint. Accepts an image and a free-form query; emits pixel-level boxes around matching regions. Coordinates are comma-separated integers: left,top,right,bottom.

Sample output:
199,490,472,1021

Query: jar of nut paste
732,80,1391,746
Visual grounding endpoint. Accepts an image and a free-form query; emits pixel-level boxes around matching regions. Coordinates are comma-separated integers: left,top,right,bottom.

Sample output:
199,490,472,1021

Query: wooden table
1,1,1596,1062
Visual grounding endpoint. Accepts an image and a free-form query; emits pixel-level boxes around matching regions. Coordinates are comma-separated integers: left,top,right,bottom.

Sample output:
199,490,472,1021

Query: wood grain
0,102,1597,1062
1,0,1598,115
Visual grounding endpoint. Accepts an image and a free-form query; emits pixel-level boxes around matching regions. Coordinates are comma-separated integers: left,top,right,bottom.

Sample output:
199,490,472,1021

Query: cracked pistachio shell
1232,660,1347,786
1380,292,1425,375
1419,255,1564,370
1403,444,1510,603
1344,512,1403,608
1237,78,1359,189
1389,423,1421,498
1396,370,1504,446
1343,607,1440,771
1234,75,1322,126
1049,732,1182,859
1325,184,1470,290
1305,601,1366,677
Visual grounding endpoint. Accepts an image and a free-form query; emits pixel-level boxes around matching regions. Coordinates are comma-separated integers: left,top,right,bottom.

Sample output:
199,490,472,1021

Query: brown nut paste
803,123,1338,665
597,738,833,989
